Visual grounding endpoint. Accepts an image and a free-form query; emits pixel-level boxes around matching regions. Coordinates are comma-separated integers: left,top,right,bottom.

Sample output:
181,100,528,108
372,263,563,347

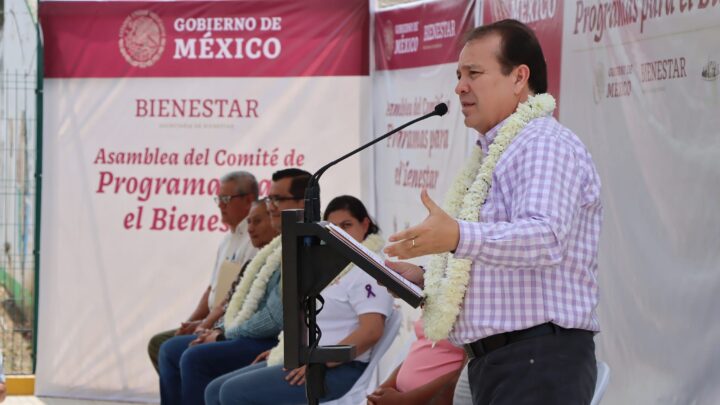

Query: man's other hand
384,260,424,289
176,320,201,336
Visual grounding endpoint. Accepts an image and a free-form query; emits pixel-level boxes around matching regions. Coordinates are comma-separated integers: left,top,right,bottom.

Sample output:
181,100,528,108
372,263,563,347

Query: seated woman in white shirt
205,195,394,405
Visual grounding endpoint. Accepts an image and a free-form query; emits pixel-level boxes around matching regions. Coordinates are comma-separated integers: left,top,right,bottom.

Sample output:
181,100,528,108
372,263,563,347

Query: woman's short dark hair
323,195,379,239
463,19,548,94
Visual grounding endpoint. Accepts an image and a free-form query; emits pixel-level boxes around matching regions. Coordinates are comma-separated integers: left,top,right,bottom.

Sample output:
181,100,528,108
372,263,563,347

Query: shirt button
529,358,535,364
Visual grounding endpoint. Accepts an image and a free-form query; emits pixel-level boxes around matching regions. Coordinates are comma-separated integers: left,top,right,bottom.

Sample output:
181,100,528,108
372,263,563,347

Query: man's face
266,177,305,232
247,203,279,248
216,180,252,229
455,34,522,134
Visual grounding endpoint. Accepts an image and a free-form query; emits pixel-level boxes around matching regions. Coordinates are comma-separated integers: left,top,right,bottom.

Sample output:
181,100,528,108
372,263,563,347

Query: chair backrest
590,360,611,405
322,308,403,405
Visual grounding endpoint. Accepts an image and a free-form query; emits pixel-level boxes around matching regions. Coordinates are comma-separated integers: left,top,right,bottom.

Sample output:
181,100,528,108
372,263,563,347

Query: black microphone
303,103,448,223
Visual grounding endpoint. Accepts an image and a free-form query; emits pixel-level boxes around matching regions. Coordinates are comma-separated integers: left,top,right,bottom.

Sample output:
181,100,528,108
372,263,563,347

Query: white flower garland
422,94,557,342
223,235,282,332
266,331,285,367
266,233,386,367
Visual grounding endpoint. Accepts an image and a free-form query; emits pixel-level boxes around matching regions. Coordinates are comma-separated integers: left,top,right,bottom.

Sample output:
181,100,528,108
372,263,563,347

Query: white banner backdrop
373,66,472,257
39,77,368,401
38,1,370,401
560,1,720,403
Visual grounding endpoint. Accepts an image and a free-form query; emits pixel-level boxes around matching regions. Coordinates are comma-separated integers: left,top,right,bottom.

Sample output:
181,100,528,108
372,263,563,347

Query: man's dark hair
323,195,380,239
463,19,547,94
272,168,311,199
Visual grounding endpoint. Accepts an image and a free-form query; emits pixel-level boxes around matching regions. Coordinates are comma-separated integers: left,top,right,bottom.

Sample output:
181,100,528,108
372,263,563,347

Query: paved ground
5,398,151,405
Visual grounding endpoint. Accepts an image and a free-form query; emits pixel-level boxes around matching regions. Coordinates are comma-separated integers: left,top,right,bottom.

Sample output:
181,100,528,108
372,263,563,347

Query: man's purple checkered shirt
449,115,602,345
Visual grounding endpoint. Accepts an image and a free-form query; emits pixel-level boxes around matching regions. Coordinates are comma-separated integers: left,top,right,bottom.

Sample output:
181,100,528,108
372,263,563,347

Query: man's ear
513,64,531,94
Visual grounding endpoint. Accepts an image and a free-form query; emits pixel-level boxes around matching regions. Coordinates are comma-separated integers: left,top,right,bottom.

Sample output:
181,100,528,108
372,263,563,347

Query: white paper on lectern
325,223,424,297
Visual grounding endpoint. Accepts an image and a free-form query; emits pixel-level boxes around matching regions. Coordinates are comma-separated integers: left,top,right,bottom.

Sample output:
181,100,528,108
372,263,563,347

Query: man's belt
463,322,585,360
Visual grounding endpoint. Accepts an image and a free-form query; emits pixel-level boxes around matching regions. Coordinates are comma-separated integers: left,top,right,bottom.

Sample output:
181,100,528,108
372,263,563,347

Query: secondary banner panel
37,1,369,401
560,1,720,403
373,0,475,251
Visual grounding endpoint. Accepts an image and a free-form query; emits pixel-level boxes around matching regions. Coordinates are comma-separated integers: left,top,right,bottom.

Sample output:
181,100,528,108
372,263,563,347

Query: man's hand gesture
384,190,460,259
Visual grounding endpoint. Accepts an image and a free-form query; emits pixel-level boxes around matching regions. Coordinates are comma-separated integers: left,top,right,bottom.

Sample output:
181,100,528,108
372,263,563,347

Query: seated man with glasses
263,168,312,232
157,168,310,405
147,171,259,373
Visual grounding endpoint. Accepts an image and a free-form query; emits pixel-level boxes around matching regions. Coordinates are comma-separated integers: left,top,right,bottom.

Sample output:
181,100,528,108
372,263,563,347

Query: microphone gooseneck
304,103,448,223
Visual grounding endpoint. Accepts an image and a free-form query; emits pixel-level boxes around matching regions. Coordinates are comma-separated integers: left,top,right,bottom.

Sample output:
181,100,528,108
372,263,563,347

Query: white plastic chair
590,361,610,405
323,308,403,405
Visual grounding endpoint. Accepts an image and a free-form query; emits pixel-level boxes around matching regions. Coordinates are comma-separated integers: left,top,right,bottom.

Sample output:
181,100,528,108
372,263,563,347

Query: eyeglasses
214,193,247,205
264,195,300,208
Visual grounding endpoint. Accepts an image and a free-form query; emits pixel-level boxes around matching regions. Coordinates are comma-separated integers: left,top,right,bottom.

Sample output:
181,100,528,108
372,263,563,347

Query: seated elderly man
147,171,259,373
194,199,280,338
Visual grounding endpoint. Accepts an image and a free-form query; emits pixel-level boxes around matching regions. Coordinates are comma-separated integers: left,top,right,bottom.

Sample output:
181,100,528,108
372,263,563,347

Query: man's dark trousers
468,325,597,405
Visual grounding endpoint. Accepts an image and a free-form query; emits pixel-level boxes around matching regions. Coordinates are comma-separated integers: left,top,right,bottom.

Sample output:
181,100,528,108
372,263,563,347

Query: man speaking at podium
384,20,603,405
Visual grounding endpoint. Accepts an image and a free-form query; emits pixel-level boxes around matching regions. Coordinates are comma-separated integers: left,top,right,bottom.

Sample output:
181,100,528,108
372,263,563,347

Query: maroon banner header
40,0,369,78
374,0,475,71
